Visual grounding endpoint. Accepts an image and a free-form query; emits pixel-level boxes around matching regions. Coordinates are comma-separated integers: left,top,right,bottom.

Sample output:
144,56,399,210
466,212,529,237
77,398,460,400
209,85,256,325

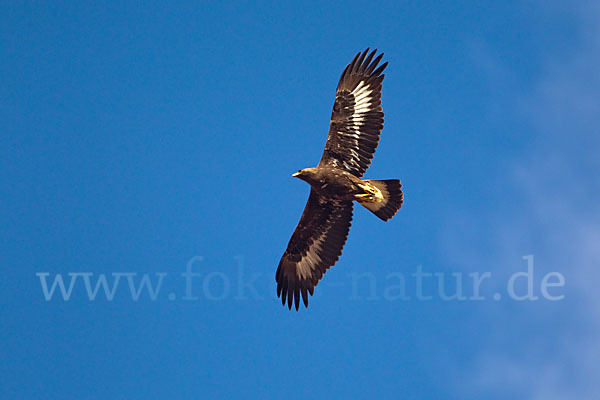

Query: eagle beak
292,171,301,177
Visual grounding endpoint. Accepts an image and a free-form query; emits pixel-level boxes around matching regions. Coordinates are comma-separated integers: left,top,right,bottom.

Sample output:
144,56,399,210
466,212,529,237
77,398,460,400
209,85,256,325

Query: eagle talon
356,183,383,202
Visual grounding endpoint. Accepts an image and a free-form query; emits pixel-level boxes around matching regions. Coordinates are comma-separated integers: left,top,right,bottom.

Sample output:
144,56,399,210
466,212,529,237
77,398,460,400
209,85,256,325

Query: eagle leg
355,183,383,203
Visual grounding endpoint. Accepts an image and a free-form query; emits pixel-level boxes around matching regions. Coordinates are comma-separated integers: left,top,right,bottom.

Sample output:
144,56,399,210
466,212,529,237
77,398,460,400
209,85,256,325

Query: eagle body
293,167,366,201
276,49,404,310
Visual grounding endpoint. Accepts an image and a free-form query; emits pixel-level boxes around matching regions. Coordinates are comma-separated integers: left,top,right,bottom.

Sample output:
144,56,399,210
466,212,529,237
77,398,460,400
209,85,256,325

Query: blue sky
2,1,598,399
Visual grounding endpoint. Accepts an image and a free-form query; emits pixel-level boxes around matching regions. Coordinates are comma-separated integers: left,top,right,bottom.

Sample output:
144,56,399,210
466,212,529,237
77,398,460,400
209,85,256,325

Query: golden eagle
276,49,403,310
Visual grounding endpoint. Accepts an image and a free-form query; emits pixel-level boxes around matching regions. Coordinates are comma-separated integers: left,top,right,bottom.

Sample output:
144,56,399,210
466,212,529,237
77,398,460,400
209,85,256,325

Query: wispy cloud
446,1,600,398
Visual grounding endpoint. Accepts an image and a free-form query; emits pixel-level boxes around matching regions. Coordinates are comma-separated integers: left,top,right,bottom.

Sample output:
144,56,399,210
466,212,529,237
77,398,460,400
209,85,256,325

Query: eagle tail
358,179,403,221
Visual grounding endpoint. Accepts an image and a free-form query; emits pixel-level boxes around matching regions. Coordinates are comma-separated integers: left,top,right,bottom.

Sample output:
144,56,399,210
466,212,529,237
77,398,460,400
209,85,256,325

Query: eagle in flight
276,49,404,310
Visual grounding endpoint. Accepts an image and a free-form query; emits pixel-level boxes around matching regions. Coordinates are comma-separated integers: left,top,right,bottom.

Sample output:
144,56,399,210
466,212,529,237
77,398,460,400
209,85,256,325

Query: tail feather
358,179,403,221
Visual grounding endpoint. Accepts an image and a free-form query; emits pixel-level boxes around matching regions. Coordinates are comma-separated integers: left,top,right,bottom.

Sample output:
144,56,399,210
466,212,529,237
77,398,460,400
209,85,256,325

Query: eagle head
292,168,318,183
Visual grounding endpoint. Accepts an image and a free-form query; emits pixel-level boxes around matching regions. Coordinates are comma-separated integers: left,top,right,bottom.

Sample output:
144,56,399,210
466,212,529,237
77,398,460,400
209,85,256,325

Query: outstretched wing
276,190,353,310
319,48,387,178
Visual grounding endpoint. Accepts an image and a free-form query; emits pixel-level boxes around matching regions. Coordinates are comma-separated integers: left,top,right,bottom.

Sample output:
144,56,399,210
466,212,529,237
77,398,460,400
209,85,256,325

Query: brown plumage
276,49,403,310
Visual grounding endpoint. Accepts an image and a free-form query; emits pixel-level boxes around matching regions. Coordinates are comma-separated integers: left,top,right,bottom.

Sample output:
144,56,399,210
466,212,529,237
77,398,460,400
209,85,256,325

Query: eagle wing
318,48,387,178
276,190,353,310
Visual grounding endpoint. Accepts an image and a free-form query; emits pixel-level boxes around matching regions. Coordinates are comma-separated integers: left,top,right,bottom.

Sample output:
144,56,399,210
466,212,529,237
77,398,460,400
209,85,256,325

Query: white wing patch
338,80,375,172
295,228,328,280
